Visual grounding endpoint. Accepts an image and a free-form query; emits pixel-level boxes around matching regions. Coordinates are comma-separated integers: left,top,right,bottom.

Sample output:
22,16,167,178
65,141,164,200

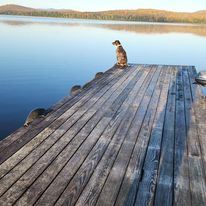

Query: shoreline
0,14,206,26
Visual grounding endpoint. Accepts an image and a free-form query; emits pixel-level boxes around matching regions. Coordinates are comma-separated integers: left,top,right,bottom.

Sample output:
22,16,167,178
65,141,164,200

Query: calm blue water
1,15,206,139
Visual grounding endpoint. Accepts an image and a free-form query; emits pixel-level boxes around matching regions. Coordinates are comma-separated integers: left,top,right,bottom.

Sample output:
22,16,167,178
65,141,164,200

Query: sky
0,0,206,12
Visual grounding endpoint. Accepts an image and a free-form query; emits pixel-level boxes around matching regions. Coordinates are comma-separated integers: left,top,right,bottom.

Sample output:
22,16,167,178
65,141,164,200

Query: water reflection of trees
0,20,80,27
93,23,206,37
2,19,206,37
1,20,29,26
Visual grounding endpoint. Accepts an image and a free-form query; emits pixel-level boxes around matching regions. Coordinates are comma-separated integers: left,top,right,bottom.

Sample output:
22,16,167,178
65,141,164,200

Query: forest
1,4,206,23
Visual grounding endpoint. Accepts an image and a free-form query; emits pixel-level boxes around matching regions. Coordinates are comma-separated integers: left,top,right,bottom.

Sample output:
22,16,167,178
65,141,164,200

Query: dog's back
116,45,127,66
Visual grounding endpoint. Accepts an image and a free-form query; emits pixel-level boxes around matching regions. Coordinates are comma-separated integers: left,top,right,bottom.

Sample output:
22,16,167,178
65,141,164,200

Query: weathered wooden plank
188,66,206,176
134,66,173,206
0,64,205,206
154,67,177,206
74,66,163,206
183,67,201,157
187,66,206,161
187,66,200,101
0,66,132,180
0,65,122,163
14,67,148,206
40,65,157,206
113,66,167,206
0,66,142,205
173,66,191,206
33,65,154,206
131,66,172,206
183,67,206,206
98,67,169,206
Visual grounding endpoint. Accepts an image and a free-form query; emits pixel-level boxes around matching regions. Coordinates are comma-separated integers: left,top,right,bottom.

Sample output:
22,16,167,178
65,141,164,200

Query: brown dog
112,40,128,67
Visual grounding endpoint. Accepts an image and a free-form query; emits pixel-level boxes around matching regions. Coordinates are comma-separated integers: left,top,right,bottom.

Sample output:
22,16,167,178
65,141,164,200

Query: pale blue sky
0,0,206,12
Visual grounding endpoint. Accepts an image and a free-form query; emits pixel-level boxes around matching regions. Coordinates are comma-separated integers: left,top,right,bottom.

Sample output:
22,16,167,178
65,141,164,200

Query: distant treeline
1,5,206,23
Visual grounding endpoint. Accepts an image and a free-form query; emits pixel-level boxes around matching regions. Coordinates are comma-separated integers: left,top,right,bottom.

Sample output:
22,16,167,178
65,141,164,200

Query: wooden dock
0,64,206,206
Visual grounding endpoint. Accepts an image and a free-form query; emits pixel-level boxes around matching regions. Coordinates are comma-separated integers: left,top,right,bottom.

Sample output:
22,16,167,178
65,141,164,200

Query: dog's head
112,40,121,47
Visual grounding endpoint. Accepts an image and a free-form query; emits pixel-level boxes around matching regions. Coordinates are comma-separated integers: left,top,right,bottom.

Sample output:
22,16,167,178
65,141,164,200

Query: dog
112,40,128,67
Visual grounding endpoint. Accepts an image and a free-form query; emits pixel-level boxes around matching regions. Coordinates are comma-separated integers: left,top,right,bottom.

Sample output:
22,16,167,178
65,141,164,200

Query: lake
0,15,206,140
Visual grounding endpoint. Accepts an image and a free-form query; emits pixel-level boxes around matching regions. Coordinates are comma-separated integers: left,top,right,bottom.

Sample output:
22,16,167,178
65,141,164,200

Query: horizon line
0,3,204,13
